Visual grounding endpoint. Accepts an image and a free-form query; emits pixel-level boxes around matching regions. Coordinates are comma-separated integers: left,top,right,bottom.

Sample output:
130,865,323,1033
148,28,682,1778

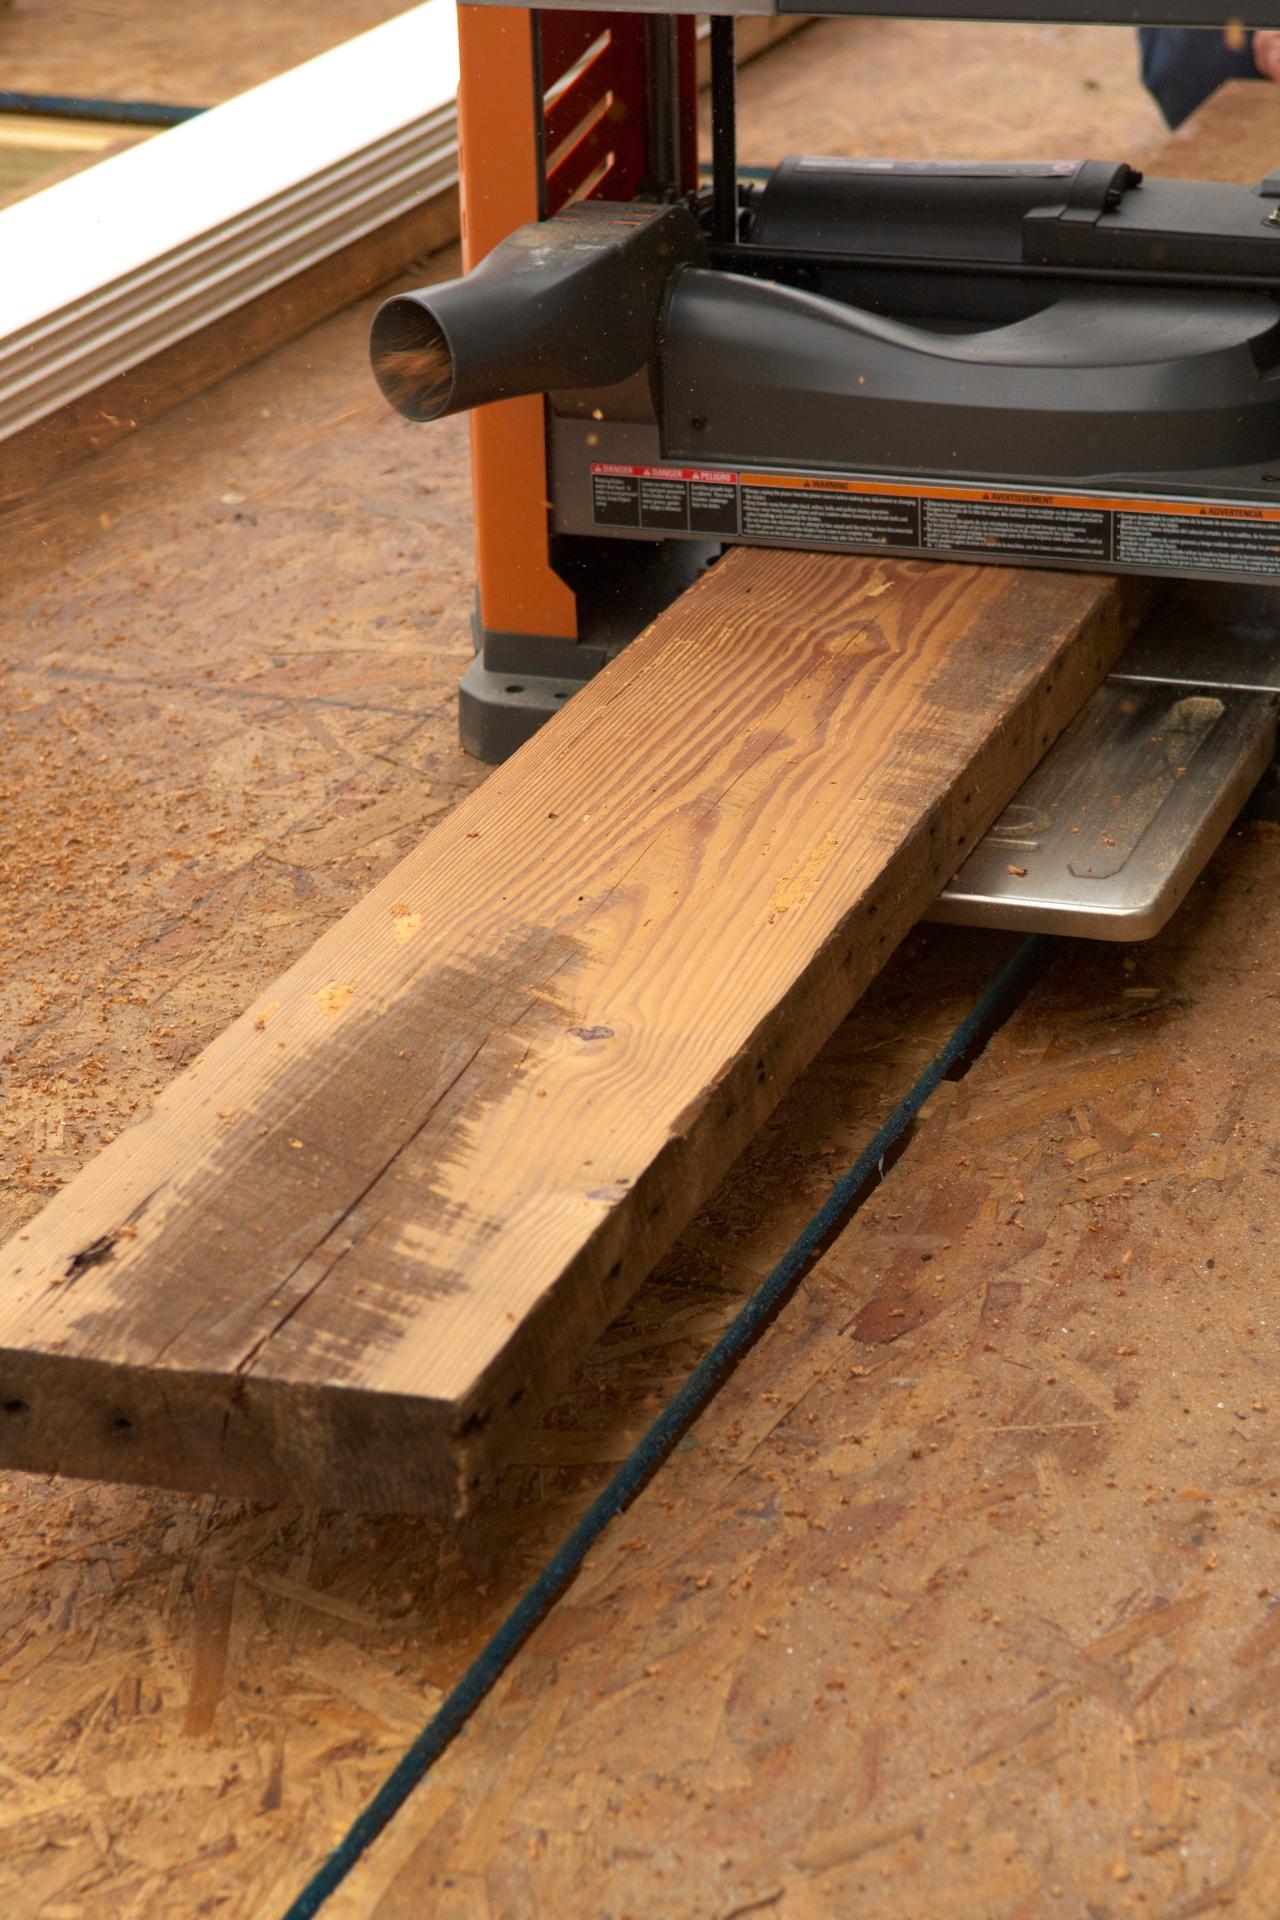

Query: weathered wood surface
326,812,1280,1920
0,550,1143,1509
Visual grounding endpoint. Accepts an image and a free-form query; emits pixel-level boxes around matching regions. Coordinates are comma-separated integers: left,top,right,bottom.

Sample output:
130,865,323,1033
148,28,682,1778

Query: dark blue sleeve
1138,26,1261,129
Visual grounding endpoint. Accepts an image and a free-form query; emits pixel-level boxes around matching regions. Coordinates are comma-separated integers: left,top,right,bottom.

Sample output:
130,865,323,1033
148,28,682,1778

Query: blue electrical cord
0,89,204,127
281,932,1050,1919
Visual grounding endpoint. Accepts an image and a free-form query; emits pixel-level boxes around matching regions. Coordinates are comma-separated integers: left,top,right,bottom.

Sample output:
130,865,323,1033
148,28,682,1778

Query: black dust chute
370,200,704,423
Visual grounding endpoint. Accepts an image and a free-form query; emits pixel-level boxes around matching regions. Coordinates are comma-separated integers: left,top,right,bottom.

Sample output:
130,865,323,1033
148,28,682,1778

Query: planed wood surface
0,550,1144,1509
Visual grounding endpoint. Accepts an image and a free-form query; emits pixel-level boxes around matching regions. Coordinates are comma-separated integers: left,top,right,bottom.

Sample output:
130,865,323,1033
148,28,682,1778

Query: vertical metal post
643,16,682,198
710,14,737,245
531,9,548,220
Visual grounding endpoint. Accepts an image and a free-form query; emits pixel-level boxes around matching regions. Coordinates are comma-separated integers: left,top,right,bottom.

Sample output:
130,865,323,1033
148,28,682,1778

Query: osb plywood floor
0,0,418,105
0,0,420,205
331,826,1280,1920
717,13,1164,162
2,19,1275,1920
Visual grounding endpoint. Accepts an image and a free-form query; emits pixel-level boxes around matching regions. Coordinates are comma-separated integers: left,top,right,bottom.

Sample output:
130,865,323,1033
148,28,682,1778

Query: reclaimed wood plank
0,548,1145,1509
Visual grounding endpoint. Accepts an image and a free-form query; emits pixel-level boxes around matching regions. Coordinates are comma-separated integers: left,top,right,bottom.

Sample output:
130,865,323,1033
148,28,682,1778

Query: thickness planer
371,0,1280,939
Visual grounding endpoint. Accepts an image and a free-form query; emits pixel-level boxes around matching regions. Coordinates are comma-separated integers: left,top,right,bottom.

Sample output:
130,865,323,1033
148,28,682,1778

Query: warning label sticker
741,480,918,548
590,465,741,536
1114,507,1280,576
589,462,1280,579
921,493,1108,562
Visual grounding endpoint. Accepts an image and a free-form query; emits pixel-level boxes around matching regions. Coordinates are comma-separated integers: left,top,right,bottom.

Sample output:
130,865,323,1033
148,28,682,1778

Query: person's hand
1254,29,1280,82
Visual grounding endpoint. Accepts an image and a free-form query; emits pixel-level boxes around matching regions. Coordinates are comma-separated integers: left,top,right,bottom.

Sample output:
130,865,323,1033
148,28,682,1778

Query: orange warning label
588,461,1280,576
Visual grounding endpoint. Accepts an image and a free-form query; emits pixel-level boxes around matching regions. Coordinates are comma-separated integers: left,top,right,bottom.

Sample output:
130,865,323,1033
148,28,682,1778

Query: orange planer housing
452,7,701,758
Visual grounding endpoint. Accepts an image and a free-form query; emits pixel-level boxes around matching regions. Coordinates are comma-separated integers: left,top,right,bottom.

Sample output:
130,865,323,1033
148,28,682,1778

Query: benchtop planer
375,154,1280,559
368,12,1280,924
379,155,1280,473
372,10,1280,748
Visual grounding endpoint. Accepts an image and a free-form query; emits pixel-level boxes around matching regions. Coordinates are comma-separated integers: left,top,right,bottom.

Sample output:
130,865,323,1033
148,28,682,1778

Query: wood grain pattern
0,548,1143,1508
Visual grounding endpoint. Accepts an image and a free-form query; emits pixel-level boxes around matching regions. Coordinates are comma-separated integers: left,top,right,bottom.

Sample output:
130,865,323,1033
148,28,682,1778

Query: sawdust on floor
0,18,1247,1917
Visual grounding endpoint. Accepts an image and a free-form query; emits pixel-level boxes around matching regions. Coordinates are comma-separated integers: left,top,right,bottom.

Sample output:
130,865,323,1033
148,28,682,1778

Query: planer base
932,612,1280,939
